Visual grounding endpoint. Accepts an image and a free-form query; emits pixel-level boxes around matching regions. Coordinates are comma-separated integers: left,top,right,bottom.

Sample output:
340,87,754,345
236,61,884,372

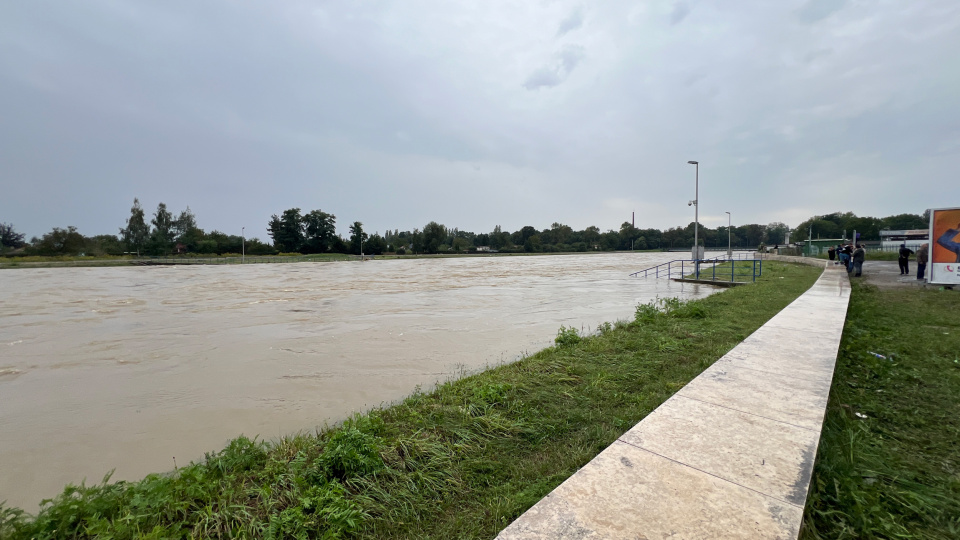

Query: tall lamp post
725,211,732,258
241,227,245,264
687,161,700,273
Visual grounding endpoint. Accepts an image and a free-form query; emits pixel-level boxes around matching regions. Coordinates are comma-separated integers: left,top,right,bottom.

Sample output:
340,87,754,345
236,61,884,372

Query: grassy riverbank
801,280,960,538
0,262,821,539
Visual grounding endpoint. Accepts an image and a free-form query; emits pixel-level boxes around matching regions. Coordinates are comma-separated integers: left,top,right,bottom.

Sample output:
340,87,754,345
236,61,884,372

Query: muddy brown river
0,253,720,509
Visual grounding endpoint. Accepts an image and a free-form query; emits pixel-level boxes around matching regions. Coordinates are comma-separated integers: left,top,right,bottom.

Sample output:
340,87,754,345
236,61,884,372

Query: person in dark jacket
917,243,929,280
898,243,914,275
852,244,865,277
828,246,836,261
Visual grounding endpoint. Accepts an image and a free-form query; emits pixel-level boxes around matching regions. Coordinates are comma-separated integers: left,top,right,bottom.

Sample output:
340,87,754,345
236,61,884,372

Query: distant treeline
0,201,930,258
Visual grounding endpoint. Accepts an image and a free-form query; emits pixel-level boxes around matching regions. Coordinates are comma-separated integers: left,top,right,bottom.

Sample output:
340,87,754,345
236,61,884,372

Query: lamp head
687,160,698,165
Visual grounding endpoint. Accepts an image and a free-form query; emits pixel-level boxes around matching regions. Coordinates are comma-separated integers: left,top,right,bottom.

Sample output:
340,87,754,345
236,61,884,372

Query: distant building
476,246,491,252
880,229,928,250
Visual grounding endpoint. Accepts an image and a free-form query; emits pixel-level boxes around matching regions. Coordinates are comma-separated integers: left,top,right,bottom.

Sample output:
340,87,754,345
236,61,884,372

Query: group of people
898,243,929,280
827,243,866,277
827,242,931,280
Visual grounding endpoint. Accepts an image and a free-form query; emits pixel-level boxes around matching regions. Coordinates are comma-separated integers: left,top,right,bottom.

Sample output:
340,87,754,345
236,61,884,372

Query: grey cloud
670,3,691,25
557,7,584,36
523,67,564,90
796,0,847,24
0,1,956,239
803,48,833,63
523,45,586,90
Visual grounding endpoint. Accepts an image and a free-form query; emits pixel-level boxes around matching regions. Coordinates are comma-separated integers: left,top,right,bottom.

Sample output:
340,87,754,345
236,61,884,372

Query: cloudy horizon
2,0,958,241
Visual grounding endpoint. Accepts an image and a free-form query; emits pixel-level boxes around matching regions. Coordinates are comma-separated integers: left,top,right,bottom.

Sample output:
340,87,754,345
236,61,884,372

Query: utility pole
241,227,245,264
725,211,732,258
687,161,700,276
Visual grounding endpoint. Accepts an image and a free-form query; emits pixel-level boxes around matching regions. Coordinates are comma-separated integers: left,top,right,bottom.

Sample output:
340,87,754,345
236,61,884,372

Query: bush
635,297,707,322
320,427,384,480
205,435,268,478
555,326,581,347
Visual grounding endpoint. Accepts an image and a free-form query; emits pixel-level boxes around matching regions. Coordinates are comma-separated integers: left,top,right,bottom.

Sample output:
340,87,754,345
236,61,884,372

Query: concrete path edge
497,263,850,539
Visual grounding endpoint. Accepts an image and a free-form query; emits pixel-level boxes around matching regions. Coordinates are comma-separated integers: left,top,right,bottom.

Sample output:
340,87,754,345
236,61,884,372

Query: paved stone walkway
497,265,851,540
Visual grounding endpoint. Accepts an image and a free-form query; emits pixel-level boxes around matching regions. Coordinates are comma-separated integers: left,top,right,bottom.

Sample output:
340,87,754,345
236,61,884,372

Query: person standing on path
828,246,836,262
843,244,854,272
852,244,865,277
898,243,914,275
917,243,929,280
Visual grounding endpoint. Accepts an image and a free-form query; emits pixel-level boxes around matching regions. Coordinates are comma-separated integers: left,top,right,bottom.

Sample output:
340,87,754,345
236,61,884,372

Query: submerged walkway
498,264,850,539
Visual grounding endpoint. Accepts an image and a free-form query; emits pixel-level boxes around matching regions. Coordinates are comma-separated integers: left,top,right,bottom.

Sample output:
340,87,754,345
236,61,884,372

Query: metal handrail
630,256,763,283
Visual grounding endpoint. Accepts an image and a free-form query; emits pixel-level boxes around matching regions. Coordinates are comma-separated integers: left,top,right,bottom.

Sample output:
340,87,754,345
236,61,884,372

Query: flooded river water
0,252,720,509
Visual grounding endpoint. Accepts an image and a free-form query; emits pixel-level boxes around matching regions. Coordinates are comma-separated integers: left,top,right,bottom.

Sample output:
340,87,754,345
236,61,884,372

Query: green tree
452,236,470,253
619,222,641,250
365,233,386,255
523,234,542,252
880,213,927,231
31,226,86,256
349,221,368,255
0,223,26,251
173,207,203,252
423,221,446,254
303,209,337,253
582,226,601,248
489,225,510,249
87,234,124,256
411,228,424,254
267,208,305,252
146,202,176,255
550,222,573,246
764,222,790,245
120,198,150,256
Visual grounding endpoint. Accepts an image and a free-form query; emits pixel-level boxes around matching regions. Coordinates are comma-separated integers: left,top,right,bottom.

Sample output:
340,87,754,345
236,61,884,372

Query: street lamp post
725,211,732,258
687,160,700,276
241,227,245,264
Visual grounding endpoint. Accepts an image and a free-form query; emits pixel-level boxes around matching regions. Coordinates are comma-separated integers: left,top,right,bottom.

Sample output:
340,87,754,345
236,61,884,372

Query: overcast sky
1,0,958,240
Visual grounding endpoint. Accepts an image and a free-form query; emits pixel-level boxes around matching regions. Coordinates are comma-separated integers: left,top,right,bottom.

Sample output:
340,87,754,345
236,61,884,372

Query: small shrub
636,297,706,322
555,326,581,347
635,300,662,322
320,428,384,480
672,300,708,319
264,481,365,540
471,383,511,407
205,435,268,478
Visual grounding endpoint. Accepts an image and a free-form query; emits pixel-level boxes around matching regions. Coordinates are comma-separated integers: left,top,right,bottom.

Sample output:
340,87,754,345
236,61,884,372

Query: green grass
0,262,821,539
801,280,960,539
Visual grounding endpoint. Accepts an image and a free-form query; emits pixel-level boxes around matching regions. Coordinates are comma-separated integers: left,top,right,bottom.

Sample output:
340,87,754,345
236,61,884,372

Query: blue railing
630,256,763,283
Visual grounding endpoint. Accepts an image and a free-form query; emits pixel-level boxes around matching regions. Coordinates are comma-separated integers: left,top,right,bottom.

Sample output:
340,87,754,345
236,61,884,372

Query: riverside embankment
1,252,715,510
0,261,822,538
